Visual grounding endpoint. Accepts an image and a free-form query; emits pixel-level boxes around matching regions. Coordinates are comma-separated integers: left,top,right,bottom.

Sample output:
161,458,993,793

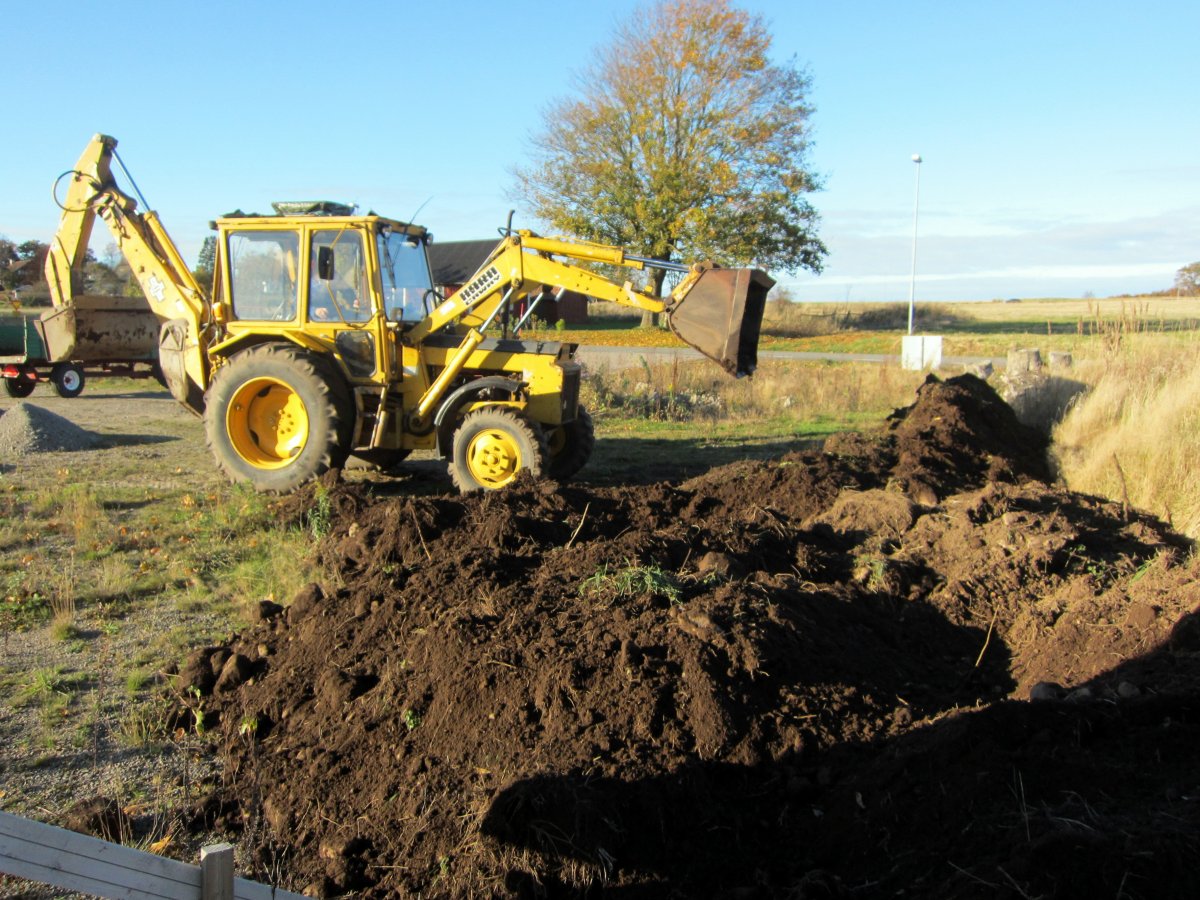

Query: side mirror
317,246,335,281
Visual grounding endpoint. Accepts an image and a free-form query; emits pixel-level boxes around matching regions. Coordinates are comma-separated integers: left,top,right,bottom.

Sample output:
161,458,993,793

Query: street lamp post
907,153,922,335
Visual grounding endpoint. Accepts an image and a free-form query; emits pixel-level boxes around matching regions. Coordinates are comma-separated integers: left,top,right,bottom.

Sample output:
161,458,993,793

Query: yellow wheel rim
226,376,309,468
465,427,523,489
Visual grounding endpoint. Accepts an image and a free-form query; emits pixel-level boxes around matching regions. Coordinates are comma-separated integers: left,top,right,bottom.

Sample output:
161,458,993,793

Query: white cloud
784,205,1199,301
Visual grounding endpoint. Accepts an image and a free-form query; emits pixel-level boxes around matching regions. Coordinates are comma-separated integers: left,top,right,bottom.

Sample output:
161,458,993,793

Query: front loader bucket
666,267,775,377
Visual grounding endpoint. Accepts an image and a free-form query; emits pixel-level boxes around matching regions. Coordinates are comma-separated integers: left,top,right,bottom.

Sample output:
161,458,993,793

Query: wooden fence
0,810,309,900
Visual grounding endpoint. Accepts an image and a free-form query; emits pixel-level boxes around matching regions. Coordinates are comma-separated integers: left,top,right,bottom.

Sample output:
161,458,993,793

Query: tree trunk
639,267,667,328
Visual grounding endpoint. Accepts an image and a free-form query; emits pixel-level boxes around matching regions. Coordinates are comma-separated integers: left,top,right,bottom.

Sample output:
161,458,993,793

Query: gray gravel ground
0,404,99,457
0,385,234,898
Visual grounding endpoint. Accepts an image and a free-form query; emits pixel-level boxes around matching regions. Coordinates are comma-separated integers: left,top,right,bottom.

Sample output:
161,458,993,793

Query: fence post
200,843,234,900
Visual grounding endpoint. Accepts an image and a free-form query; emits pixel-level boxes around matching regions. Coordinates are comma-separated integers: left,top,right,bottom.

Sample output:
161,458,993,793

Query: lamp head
912,154,922,163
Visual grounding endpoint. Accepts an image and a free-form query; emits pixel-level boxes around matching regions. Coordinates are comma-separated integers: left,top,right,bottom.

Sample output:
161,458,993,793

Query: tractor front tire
50,363,85,398
546,406,595,482
450,407,546,493
204,344,348,493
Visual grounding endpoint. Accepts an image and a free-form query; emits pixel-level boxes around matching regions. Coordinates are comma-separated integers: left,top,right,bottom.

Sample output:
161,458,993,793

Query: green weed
581,563,683,605
309,486,333,539
125,670,151,697
117,699,172,747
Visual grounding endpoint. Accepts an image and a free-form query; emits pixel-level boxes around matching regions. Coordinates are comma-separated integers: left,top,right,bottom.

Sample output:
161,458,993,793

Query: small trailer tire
4,373,36,398
50,364,86,398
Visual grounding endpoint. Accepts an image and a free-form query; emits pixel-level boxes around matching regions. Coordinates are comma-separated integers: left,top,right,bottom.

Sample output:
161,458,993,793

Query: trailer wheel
450,407,546,493
50,364,86,398
204,344,348,493
545,406,595,482
4,373,36,398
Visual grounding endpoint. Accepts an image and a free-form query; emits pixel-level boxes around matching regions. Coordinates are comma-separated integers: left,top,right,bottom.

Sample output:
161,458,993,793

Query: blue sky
2,0,1196,302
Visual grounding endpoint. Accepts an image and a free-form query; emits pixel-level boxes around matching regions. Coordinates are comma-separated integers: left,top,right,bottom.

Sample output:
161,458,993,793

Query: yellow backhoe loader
45,134,774,493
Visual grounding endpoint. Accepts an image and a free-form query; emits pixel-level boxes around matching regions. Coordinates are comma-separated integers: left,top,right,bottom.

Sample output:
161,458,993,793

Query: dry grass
1052,348,1200,537
943,295,1200,324
583,357,925,424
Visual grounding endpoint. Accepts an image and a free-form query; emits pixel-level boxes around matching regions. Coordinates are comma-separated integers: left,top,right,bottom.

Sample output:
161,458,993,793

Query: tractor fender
434,375,524,456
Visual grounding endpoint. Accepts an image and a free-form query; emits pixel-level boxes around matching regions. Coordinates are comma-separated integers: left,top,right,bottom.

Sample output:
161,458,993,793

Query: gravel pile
0,403,99,456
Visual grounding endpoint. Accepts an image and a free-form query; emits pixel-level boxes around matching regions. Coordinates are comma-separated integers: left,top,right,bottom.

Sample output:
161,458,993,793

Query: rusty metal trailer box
1,298,160,399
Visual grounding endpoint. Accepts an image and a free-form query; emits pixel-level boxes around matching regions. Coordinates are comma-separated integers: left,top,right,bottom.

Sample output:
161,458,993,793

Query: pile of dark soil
186,375,1200,898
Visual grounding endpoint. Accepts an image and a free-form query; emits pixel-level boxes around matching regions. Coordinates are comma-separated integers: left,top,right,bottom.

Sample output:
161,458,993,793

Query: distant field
940,295,1200,323
527,295,1200,359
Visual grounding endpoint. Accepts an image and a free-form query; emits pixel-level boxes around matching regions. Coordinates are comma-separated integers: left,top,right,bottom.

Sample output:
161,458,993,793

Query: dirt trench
182,374,1200,899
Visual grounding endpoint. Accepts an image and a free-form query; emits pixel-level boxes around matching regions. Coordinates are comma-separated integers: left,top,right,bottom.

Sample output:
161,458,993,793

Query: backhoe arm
44,134,211,412
45,134,207,321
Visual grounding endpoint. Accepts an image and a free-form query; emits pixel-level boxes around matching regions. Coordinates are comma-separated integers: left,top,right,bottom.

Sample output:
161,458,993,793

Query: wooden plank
232,875,313,900
0,812,310,900
0,811,198,886
0,860,177,900
0,812,198,900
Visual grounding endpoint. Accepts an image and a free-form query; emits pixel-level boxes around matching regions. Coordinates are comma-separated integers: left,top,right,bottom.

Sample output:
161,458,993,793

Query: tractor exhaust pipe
665,266,775,377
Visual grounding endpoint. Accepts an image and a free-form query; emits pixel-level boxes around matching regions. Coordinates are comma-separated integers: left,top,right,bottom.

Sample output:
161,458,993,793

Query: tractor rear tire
311,356,356,469
546,406,595,482
50,363,85,398
450,407,546,493
204,344,349,493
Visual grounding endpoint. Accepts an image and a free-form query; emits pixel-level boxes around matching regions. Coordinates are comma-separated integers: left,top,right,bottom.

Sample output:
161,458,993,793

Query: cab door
305,226,382,381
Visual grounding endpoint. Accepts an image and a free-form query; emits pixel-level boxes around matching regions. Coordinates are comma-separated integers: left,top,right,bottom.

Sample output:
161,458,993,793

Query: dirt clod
195,374,1200,898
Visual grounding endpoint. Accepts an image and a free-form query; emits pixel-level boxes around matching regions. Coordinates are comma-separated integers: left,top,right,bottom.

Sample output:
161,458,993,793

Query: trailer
0,296,160,399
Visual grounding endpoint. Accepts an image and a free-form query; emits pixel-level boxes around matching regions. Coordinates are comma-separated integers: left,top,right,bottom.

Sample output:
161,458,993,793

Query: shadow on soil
482,607,1200,899
353,435,827,496
583,434,826,485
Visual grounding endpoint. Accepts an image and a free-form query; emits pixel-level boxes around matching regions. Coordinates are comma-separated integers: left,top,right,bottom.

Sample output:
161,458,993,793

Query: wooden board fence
0,810,309,900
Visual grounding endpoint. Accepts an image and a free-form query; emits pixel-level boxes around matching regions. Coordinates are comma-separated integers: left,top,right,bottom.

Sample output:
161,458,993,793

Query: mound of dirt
0,402,98,455
189,375,1200,898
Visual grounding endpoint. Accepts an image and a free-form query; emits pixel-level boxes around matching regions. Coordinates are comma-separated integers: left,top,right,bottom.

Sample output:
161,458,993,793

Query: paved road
575,344,1006,372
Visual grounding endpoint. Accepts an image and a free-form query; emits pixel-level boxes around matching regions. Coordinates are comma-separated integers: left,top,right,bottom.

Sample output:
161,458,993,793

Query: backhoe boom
45,134,210,411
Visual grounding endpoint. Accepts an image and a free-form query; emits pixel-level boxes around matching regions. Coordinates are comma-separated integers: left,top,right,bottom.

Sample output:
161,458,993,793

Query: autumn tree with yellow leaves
512,0,826,312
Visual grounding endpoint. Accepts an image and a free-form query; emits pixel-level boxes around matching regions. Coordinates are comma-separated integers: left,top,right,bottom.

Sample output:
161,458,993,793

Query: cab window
309,229,370,324
227,231,299,321
377,230,433,321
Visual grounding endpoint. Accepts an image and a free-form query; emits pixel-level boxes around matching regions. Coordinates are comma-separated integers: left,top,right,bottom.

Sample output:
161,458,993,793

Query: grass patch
11,666,87,712
581,563,683,605
116,697,175,748
0,386,325,752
